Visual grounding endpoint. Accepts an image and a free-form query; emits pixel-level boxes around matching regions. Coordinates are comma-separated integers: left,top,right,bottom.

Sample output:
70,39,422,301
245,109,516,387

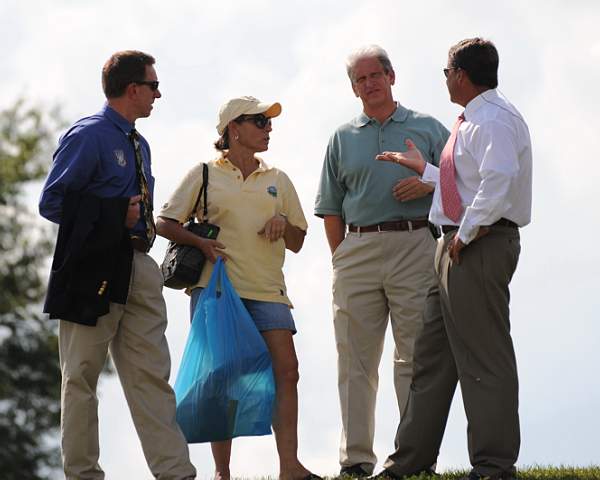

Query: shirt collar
218,152,272,172
102,103,135,134
351,102,409,127
254,156,271,172
464,88,499,121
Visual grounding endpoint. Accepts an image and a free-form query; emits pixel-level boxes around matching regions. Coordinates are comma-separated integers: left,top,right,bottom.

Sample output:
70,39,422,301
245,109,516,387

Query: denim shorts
190,288,297,334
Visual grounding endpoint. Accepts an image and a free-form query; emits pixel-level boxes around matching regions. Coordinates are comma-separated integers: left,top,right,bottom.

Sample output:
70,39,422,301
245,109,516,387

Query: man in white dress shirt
372,38,532,480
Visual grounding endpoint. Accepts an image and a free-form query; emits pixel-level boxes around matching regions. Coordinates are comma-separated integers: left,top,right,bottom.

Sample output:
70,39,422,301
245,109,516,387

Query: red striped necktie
439,114,465,223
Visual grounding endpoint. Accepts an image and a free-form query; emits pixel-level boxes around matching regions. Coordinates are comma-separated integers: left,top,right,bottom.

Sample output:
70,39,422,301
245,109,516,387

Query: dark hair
213,116,253,151
214,126,230,151
448,38,498,89
102,50,155,98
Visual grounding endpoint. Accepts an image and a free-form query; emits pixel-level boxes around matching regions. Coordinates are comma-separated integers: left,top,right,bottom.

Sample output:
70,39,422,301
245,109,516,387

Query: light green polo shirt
314,104,449,226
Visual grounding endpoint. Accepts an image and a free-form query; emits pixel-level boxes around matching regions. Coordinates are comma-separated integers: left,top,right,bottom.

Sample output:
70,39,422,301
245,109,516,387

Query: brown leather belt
441,218,518,234
130,236,150,253
348,219,429,233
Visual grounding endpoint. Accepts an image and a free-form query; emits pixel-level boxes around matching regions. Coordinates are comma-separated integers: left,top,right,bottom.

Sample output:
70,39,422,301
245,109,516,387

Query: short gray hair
346,45,394,82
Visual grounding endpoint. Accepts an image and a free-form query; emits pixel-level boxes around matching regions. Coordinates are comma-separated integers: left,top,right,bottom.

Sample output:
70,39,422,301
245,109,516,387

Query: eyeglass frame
443,67,461,78
235,113,272,129
134,80,160,91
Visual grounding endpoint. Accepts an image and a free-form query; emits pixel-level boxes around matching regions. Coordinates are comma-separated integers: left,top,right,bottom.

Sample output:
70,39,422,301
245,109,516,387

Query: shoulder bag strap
188,163,209,223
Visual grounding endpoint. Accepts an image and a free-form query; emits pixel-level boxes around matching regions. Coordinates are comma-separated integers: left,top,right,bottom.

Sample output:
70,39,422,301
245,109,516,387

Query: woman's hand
198,237,227,263
258,214,287,242
156,216,227,263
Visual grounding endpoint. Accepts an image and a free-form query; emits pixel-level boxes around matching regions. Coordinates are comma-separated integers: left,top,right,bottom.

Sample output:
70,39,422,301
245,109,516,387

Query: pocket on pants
331,235,350,264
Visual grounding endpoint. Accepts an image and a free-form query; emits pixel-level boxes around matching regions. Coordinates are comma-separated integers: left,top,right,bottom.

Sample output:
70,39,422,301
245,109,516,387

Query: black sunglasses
443,67,460,78
236,113,272,129
135,80,160,91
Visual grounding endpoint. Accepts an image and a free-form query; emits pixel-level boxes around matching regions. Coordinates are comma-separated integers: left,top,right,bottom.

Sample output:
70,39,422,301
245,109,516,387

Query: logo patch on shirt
267,186,277,198
114,149,126,167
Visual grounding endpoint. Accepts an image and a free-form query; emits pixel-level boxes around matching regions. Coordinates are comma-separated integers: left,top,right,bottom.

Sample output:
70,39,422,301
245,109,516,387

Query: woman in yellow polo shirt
156,96,319,480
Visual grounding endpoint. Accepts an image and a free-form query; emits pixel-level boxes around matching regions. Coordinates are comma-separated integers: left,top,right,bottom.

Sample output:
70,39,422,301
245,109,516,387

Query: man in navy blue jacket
39,50,196,480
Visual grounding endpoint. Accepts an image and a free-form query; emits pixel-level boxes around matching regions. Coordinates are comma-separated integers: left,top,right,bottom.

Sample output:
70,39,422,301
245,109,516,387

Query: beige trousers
332,227,436,472
59,251,195,480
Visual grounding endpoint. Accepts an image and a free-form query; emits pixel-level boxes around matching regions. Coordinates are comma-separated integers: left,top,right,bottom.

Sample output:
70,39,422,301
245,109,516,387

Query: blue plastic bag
173,257,275,443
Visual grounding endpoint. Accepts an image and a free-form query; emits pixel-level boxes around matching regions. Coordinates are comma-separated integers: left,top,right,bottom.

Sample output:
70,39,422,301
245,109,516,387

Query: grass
239,467,600,480
323,466,600,480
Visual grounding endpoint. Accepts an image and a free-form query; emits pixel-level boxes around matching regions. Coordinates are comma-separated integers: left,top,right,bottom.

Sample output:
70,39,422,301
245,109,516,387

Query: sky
3,0,600,478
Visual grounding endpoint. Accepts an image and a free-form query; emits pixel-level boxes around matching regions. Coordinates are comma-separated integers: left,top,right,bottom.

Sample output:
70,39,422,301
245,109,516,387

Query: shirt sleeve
419,120,448,185
279,171,308,231
421,162,440,185
314,134,346,218
458,120,521,244
158,163,205,223
39,129,100,224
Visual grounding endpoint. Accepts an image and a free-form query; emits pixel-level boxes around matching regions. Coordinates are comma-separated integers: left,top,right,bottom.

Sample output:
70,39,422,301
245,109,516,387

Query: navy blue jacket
43,191,133,326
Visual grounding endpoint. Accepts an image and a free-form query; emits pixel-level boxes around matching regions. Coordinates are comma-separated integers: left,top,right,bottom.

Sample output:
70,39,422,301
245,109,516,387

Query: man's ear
388,68,396,86
124,82,137,99
457,69,469,87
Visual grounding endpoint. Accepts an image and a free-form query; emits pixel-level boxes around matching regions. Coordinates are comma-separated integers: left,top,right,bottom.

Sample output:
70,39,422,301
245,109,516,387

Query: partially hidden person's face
351,56,395,110
233,113,273,153
134,64,162,118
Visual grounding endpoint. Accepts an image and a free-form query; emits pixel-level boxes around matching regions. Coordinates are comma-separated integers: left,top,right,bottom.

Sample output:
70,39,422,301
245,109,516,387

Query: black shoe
370,468,438,480
460,471,516,480
368,469,401,480
340,464,371,478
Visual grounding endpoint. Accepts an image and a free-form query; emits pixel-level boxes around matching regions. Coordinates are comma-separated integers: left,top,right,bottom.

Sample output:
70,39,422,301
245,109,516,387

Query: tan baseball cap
216,96,282,135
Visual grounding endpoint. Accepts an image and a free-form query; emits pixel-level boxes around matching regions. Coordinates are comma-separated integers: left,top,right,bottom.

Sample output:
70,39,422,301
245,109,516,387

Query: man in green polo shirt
314,45,449,477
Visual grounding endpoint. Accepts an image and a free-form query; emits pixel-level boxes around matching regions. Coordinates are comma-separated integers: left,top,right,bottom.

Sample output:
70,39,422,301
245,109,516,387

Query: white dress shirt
422,89,532,244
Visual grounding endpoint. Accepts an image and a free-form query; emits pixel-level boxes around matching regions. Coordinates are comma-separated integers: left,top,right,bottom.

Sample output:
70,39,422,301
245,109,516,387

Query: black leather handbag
161,164,220,290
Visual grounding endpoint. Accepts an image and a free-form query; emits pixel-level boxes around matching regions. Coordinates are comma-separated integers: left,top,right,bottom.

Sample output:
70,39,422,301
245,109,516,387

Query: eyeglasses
135,80,160,91
236,113,272,129
443,67,460,78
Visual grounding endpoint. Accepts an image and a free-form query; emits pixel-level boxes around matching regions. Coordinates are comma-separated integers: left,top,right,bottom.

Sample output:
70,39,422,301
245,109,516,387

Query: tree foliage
0,99,64,479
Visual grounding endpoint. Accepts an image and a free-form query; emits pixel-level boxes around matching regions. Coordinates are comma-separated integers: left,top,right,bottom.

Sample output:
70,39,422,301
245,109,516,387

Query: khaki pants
332,227,436,472
384,226,521,478
59,251,195,480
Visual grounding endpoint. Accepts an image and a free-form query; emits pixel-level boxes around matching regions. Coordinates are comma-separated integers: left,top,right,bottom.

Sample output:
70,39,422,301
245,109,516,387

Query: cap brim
263,102,282,118
247,102,282,118
216,100,282,135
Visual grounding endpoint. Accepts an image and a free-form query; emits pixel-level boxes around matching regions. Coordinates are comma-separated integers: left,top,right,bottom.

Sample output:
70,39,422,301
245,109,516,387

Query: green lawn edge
318,465,600,480
242,465,600,480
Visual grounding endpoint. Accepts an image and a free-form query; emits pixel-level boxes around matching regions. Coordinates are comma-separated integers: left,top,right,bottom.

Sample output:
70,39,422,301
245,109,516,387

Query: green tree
0,99,63,479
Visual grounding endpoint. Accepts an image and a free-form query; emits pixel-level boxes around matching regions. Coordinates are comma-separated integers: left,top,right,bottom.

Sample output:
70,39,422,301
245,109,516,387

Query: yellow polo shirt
159,154,307,306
